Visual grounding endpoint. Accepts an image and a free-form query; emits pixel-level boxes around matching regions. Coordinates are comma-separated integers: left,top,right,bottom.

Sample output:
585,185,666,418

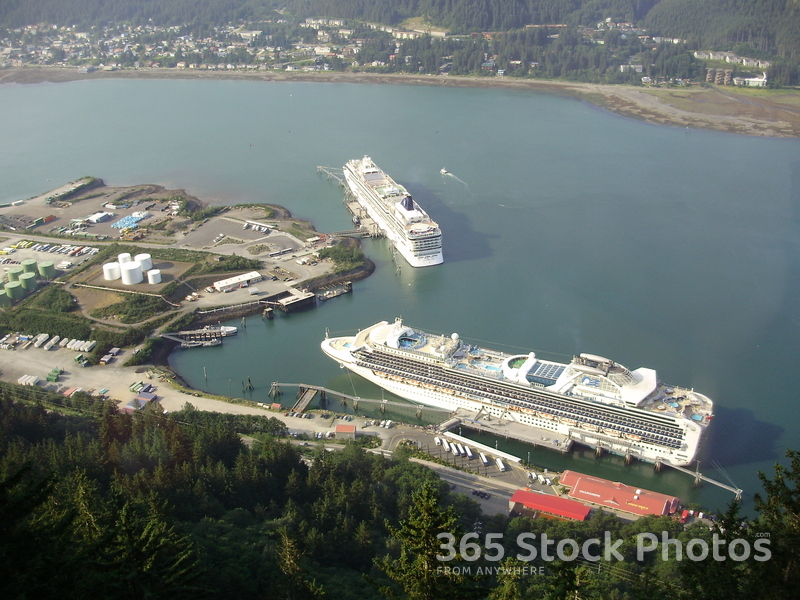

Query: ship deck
372,326,710,424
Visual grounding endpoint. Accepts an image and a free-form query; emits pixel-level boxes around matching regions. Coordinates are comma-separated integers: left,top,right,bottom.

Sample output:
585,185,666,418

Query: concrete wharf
439,410,573,455
317,165,383,238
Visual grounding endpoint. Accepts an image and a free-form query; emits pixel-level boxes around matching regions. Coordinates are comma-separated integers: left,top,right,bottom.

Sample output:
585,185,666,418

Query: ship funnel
402,196,414,211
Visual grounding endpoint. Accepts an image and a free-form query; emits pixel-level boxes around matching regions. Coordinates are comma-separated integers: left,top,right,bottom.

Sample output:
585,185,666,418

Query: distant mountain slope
283,0,660,31
643,0,800,60
0,0,658,32
0,0,280,28
1,0,798,62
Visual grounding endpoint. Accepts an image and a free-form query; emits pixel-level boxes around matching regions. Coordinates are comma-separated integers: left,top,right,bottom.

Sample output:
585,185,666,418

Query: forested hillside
0,0,281,28
2,0,798,64
2,382,800,598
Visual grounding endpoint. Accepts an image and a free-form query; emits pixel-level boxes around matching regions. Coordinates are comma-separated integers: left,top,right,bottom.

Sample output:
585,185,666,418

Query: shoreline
3,66,800,137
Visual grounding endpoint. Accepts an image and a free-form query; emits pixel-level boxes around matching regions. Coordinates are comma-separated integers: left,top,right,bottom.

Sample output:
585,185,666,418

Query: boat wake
441,169,470,189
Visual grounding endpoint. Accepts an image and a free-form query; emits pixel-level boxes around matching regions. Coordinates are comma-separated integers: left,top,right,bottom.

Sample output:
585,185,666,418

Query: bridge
269,382,452,417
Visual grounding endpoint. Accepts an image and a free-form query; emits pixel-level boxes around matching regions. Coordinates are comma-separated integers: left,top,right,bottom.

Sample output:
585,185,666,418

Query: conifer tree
375,481,476,600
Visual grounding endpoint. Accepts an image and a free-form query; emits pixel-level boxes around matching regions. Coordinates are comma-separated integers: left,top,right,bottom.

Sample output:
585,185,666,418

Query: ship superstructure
343,156,443,267
321,319,714,466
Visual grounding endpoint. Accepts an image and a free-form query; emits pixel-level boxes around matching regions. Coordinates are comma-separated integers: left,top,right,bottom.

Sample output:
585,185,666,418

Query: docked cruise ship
343,156,443,267
321,319,714,466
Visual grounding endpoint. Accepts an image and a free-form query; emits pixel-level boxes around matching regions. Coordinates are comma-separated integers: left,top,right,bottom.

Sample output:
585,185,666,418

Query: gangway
291,386,319,414
317,166,345,186
658,460,743,500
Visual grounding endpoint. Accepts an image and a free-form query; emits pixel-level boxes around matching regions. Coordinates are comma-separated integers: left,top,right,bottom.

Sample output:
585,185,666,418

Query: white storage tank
103,262,122,281
147,269,162,284
134,253,153,271
117,252,132,264
120,261,143,285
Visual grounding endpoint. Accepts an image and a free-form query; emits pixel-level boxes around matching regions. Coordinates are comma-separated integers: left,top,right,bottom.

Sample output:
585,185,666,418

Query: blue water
2,77,799,514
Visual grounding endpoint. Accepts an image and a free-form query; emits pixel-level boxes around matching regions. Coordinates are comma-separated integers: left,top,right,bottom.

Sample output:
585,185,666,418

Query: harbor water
2,78,799,513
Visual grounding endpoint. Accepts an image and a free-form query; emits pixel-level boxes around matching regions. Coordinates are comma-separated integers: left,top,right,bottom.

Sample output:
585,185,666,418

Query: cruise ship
343,156,443,267
321,319,714,466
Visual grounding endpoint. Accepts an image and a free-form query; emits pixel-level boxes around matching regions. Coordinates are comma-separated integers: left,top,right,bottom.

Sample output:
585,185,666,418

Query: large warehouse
508,489,591,521
213,271,263,292
559,470,680,517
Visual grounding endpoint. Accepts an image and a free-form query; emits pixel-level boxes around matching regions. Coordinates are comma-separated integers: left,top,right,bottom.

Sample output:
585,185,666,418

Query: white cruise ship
343,156,443,267
322,319,714,466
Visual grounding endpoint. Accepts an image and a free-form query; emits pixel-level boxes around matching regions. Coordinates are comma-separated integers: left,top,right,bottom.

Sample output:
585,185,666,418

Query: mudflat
3,66,800,137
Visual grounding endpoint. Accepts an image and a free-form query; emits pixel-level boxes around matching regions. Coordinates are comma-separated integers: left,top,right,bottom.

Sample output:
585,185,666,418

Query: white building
213,271,263,292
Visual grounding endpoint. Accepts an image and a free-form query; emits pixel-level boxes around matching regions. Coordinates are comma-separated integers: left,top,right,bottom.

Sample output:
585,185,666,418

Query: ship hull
321,328,710,468
343,159,443,268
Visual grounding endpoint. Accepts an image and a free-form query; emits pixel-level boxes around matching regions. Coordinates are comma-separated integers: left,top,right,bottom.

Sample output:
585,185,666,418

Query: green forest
2,381,800,599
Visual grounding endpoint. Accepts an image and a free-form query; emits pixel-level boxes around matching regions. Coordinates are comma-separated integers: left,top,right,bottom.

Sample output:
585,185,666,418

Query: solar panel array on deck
533,363,565,380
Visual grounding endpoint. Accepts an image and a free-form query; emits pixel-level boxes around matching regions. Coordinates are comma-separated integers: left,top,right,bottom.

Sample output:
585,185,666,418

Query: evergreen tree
375,481,476,600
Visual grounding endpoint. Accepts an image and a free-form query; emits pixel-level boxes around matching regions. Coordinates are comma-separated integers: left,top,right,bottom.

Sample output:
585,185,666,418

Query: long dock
270,382,452,417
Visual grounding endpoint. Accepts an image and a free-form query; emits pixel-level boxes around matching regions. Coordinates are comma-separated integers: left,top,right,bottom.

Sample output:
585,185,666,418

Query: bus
495,458,507,472
479,452,490,466
442,440,451,452
464,446,474,459
451,444,460,456
456,443,466,456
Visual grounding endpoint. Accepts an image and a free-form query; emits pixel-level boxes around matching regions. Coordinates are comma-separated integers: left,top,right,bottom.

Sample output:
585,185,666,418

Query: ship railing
360,358,681,448
358,351,684,446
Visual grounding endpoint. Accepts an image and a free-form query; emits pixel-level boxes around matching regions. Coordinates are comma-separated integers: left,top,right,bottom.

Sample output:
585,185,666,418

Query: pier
270,382,452,417
195,287,316,316
196,299,270,315
318,165,384,238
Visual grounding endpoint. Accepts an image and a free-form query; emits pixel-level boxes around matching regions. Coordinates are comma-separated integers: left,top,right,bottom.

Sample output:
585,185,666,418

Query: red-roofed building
559,470,679,517
334,424,356,440
509,489,591,521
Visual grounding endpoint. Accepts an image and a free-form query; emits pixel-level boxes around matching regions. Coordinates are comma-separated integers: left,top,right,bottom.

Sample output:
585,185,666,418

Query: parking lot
1,239,99,274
